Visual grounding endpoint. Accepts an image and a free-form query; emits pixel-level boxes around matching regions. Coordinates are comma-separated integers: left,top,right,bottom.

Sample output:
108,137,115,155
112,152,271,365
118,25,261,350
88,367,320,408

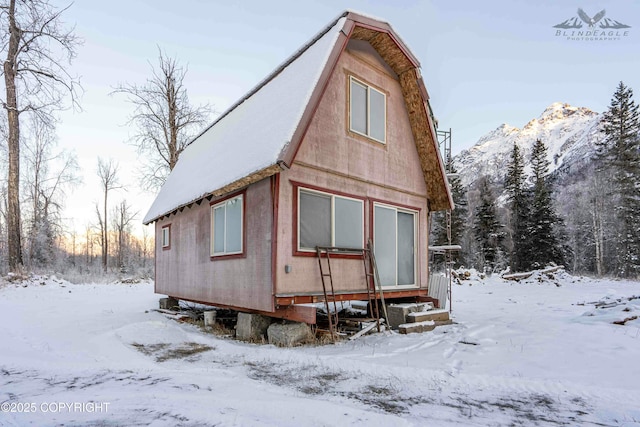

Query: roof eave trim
425,101,455,212
143,163,284,225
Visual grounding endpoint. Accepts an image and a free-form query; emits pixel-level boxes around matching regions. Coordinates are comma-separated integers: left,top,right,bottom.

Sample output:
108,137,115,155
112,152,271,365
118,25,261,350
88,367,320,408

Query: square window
298,188,364,251
211,194,243,256
349,77,386,143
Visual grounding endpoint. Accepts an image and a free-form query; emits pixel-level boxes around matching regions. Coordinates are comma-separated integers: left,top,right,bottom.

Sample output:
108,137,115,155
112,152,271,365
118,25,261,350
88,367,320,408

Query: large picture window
211,194,243,256
298,188,364,251
373,203,416,286
349,76,386,143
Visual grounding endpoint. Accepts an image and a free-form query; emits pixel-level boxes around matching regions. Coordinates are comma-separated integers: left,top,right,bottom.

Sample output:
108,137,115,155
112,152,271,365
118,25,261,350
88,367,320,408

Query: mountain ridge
453,102,602,188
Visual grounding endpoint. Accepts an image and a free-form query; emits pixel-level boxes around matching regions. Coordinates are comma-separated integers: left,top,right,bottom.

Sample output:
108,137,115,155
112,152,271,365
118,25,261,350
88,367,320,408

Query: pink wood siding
155,178,273,312
274,44,429,296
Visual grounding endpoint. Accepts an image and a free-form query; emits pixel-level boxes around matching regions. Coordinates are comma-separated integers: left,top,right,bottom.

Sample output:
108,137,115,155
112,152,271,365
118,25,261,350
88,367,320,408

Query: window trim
210,191,246,260
161,224,171,250
292,182,365,258
371,200,419,288
349,75,387,144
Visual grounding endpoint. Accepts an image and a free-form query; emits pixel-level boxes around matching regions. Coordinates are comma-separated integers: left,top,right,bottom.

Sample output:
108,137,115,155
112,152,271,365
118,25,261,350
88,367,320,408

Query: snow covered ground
1,271,639,426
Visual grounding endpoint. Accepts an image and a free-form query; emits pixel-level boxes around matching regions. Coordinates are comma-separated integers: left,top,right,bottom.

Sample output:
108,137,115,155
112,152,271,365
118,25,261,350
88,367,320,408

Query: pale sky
45,0,640,234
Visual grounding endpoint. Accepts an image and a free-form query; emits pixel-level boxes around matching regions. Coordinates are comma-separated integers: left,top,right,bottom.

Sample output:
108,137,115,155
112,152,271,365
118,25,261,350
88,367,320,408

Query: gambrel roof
143,10,453,224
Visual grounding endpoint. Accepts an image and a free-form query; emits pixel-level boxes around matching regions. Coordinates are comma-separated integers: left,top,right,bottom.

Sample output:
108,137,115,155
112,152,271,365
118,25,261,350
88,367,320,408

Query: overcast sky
48,0,640,233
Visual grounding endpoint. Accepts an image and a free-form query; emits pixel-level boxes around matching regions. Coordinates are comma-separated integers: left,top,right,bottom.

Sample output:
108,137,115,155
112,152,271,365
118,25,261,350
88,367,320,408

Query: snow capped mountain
453,102,602,188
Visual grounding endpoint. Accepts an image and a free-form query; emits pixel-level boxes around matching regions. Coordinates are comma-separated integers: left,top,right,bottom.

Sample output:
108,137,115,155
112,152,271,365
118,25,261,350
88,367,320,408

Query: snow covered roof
144,11,452,224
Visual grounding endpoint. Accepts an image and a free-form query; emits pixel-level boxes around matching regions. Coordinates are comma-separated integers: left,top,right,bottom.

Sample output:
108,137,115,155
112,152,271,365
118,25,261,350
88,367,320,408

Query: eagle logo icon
577,8,606,27
553,8,630,30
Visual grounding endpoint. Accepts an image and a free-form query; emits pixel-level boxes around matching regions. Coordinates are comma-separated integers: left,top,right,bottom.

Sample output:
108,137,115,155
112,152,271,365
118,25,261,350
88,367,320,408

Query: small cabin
143,11,453,325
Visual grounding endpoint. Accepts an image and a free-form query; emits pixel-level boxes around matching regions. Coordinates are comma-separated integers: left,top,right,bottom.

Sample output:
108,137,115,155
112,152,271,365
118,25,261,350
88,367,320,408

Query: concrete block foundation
267,322,313,347
406,309,450,323
236,313,272,342
399,319,453,334
159,297,180,310
386,303,430,328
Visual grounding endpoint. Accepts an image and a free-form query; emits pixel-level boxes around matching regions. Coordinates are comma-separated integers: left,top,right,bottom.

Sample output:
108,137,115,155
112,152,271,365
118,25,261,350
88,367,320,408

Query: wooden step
349,319,385,340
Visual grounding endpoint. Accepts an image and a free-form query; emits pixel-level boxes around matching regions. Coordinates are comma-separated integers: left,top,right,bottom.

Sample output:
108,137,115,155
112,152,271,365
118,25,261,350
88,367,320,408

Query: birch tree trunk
1,0,80,272
4,0,22,271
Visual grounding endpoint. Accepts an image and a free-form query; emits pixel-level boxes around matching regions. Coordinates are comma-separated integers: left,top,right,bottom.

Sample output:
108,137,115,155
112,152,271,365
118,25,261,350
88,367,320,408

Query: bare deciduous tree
0,118,6,271
113,48,210,190
111,200,137,271
96,158,121,272
83,222,93,267
23,117,79,267
0,182,6,270
0,0,81,272
589,172,607,276
140,226,152,270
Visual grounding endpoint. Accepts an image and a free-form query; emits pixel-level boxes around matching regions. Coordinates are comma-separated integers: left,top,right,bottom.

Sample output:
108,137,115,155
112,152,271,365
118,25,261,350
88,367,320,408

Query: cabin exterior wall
274,44,430,297
154,178,273,312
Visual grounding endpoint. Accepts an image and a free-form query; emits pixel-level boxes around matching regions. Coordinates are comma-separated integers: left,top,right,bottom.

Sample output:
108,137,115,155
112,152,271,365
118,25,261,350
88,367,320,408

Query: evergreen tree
598,82,640,277
473,177,503,274
448,164,469,266
528,139,568,268
504,143,531,272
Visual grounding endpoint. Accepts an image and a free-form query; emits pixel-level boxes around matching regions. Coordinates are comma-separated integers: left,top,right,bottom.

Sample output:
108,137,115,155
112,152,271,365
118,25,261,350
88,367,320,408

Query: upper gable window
349,76,386,143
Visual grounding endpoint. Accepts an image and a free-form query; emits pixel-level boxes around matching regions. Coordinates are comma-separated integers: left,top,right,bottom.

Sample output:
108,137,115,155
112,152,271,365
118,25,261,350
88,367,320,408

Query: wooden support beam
275,288,429,306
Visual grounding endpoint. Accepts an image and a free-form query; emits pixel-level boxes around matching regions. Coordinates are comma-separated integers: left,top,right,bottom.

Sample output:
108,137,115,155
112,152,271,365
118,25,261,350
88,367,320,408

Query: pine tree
528,139,568,268
504,143,531,272
448,164,469,266
473,177,503,274
598,82,640,277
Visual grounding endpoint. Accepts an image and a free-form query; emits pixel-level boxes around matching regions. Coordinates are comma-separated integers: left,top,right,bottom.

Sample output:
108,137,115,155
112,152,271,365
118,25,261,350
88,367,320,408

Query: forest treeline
432,81,640,278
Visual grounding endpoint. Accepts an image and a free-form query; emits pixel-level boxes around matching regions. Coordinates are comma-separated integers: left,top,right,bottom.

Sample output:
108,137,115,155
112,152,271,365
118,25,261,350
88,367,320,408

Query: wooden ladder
365,239,389,326
315,246,340,341
315,243,388,341
361,245,381,332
